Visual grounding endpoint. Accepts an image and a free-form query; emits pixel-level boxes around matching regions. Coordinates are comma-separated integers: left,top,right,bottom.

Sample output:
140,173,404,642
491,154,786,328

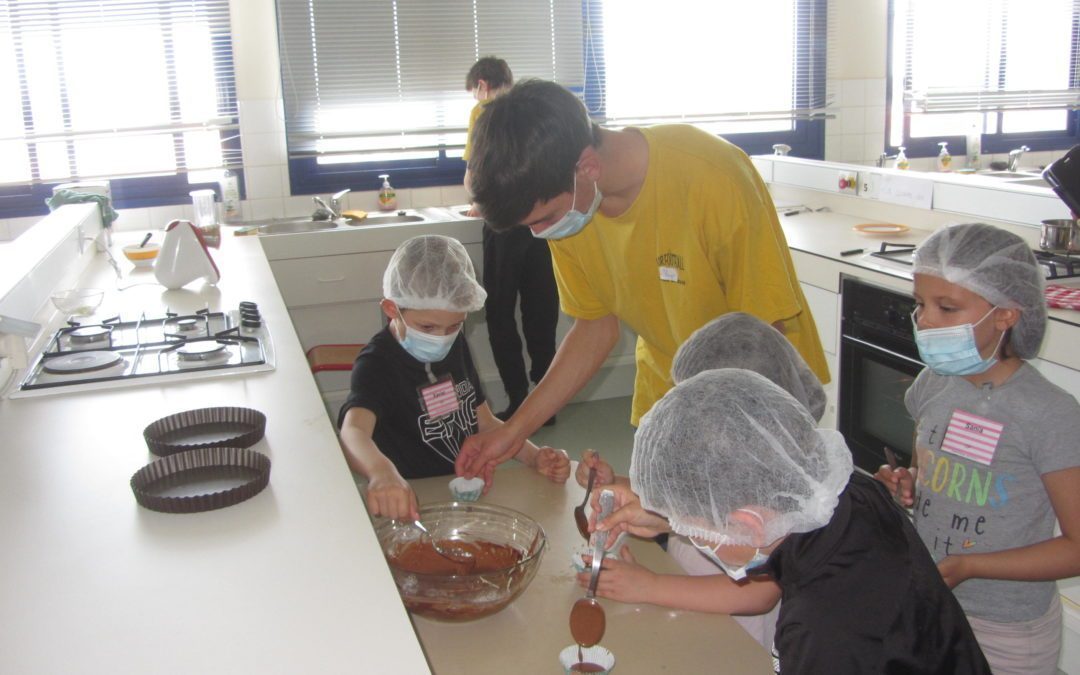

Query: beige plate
853,223,910,235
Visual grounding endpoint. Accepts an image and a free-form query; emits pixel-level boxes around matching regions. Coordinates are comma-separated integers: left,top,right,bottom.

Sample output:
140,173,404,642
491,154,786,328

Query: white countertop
0,232,430,673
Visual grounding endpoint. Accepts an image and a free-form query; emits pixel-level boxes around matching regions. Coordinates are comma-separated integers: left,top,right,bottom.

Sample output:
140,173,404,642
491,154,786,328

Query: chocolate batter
390,539,521,576
569,664,606,673
569,598,605,647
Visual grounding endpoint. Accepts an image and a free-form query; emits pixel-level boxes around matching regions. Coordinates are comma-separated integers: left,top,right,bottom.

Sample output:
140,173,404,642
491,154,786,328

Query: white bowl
122,243,160,268
559,644,615,673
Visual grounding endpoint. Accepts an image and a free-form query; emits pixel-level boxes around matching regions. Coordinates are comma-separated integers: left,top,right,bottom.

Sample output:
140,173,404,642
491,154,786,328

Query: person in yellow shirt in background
464,58,560,424
456,79,828,482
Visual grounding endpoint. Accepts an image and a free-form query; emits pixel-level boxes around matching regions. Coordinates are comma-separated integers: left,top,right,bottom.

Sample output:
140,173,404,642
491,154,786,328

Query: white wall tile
246,198,284,221
840,134,864,163
241,131,286,168
411,187,441,208
244,165,284,200
284,195,314,217
238,99,284,135
863,134,886,164
114,208,151,232
148,205,188,229
865,78,886,106
0,220,11,241
864,106,886,136
439,185,470,206
824,136,841,162
842,107,865,135
840,79,867,107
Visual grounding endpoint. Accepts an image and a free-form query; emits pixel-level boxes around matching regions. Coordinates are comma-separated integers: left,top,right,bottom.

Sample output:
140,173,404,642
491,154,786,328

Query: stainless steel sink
1007,177,1050,188
360,214,426,224
256,218,340,235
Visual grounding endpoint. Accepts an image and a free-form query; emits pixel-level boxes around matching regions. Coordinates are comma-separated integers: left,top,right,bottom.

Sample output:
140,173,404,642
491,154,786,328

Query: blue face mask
690,538,770,581
912,306,1004,376
398,319,458,363
532,172,602,241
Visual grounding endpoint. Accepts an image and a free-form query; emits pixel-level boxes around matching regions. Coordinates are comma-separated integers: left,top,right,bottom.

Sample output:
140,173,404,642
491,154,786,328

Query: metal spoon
570,490,614,648
138,232,152,248
574,466,597,541
411,519,476,569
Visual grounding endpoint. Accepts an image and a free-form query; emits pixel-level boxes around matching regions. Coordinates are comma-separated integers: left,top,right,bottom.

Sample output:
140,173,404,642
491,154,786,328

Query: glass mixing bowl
50,288,104,316
376,501,546,622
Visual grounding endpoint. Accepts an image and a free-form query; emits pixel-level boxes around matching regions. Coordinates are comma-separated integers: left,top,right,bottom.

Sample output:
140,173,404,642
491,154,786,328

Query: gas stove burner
176,341,227,360
174,317,200,332
69,326,111,344
43,351,123,374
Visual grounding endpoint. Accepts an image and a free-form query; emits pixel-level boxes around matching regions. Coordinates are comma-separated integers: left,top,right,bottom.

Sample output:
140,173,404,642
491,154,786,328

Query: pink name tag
940,409,1005,466
419,377,459,418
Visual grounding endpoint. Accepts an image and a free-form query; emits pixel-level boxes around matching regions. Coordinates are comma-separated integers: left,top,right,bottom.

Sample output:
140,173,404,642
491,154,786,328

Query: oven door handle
841,334,925,368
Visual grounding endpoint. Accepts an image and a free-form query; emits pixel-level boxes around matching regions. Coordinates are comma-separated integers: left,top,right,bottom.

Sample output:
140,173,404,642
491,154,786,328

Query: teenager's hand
456,425,525,482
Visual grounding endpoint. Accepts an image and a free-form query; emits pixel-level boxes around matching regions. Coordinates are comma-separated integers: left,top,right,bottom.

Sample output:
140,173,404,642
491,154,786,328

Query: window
888,0,1080,158
277,0,831,195
0,0,241,218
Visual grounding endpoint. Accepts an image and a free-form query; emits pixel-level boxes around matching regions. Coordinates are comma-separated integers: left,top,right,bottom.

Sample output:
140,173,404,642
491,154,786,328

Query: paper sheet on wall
875,173,934,210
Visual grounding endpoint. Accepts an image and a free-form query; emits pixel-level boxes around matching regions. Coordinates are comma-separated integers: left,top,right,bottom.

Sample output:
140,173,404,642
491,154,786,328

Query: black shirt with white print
338,326,486,479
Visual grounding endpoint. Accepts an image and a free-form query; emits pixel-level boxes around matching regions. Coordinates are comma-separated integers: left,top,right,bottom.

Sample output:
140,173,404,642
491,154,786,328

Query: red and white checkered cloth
1045,284,1080,310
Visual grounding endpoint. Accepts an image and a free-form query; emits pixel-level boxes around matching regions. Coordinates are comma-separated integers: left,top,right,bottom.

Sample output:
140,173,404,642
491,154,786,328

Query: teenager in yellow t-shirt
457,79,828,478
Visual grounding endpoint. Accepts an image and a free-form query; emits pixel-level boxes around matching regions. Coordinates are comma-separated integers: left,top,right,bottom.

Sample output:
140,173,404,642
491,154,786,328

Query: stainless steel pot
1039,219,1080,252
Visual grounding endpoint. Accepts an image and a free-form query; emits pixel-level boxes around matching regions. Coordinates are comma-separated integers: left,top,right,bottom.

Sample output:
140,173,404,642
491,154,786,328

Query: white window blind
894,0,1080,137
589,0,834,134
0,0,240,186
277,0,584,163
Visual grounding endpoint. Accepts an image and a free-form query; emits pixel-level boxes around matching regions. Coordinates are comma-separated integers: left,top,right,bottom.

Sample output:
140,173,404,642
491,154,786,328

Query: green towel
46,189,119,228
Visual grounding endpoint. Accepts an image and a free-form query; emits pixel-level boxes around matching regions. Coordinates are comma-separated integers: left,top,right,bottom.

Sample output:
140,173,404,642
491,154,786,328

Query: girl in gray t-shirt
876,223,1080,675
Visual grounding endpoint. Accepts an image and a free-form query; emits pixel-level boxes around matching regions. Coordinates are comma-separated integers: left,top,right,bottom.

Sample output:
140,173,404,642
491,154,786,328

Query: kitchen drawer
270,251,393,307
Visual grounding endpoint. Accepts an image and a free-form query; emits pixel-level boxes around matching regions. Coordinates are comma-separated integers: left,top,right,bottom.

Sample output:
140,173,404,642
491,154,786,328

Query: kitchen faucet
877,152,896,168
1007,145,1030,172
312,189,351,220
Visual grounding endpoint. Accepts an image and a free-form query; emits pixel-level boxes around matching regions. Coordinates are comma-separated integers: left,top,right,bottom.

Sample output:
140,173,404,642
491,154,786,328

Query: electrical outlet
837,170,858,194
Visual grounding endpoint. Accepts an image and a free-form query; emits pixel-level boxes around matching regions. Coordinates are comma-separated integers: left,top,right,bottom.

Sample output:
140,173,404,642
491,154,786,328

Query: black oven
838,276,925,473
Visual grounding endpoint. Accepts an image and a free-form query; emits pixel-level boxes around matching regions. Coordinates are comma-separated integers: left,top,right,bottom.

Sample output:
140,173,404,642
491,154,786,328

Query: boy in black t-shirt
338,235,570,520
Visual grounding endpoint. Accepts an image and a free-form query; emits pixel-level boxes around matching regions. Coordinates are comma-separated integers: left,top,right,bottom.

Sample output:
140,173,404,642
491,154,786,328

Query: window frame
0,0,243,220
885,0,1080,159
285,0,828,196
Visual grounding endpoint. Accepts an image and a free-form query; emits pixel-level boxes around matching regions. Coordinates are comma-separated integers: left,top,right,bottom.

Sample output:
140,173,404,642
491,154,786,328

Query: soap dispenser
894,146,910,170
377,174,397,211
966,124,982,170
936,142,952,172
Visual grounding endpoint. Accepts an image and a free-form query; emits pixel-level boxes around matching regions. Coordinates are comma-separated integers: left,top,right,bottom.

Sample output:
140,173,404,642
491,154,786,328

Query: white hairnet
382,235,486,312
629,369,853,547
672,312,827,422
913,223,1046,359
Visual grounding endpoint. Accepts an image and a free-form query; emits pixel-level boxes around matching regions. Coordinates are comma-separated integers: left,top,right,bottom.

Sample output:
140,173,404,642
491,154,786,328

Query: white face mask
396,315,459,363
689,509,771,581
532,172,601,241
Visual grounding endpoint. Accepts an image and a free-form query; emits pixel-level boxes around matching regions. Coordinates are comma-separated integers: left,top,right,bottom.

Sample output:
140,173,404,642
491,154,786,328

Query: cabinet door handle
316,276,346,283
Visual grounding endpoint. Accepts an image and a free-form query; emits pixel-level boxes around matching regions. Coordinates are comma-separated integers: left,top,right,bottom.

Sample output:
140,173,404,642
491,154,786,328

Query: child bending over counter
338,235,570,521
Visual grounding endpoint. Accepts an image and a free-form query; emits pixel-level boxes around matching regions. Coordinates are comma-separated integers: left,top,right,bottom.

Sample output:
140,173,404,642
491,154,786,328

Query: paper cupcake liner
143,406,266,456
130,446,271,513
